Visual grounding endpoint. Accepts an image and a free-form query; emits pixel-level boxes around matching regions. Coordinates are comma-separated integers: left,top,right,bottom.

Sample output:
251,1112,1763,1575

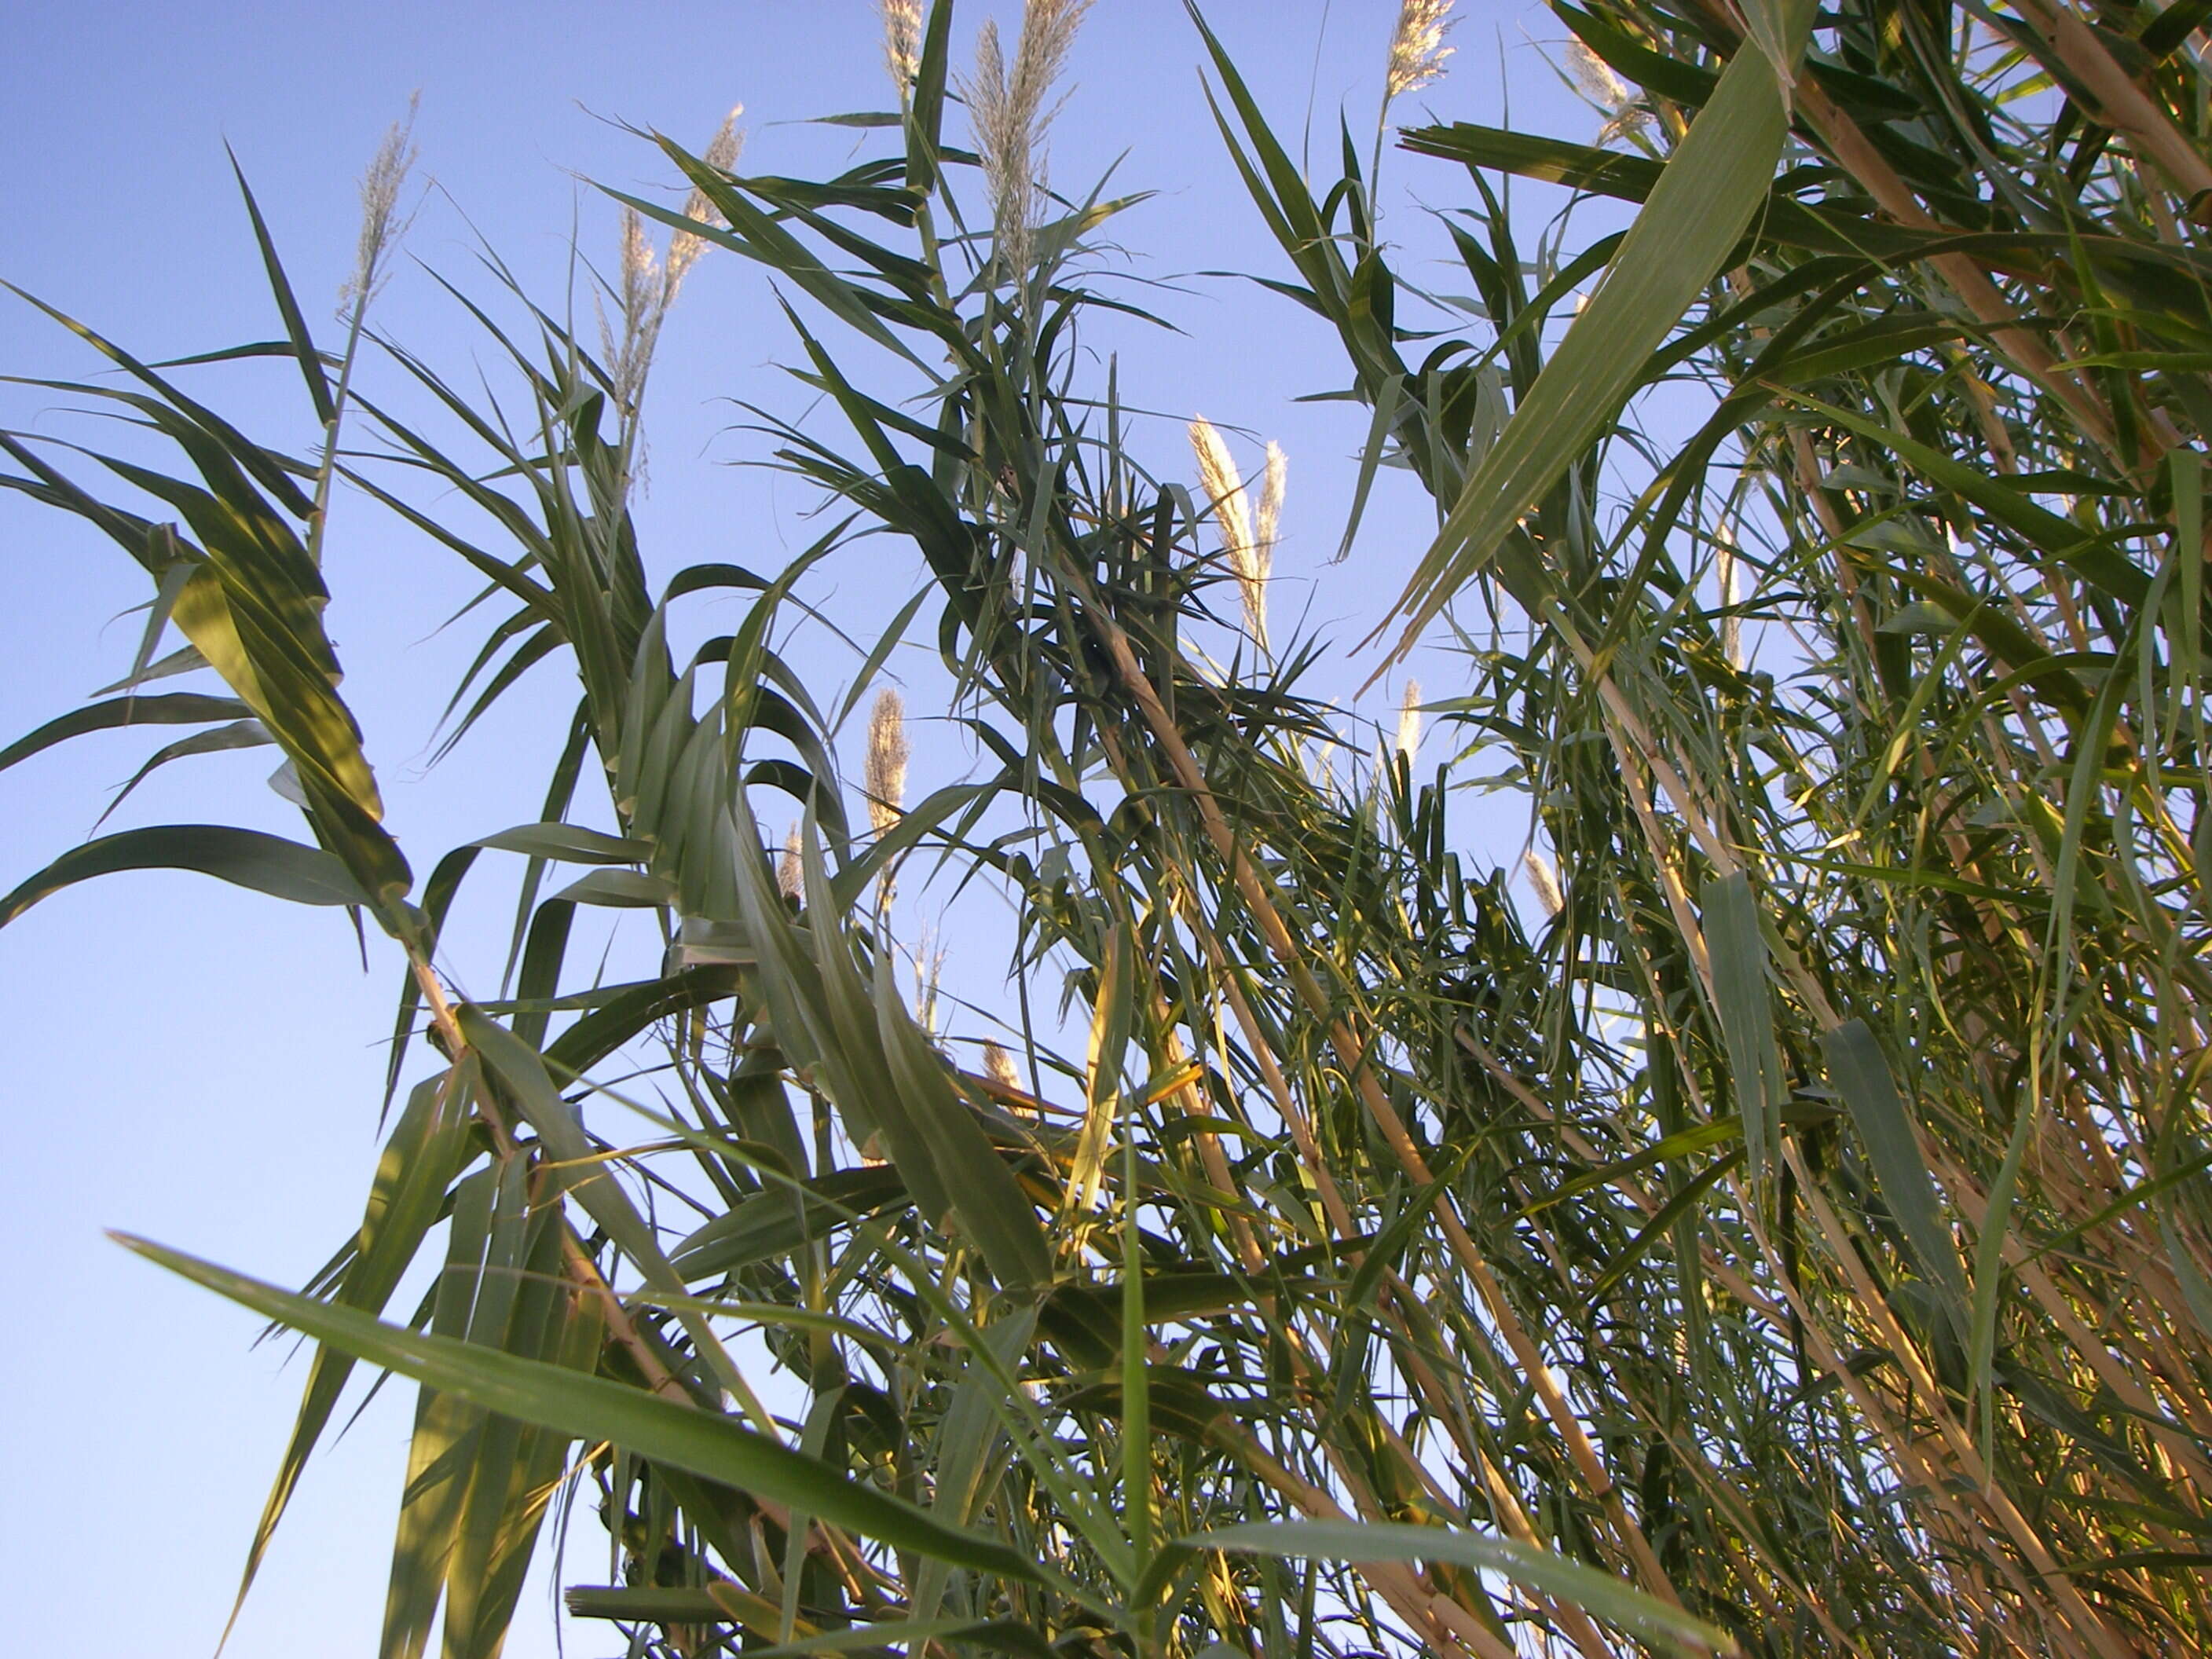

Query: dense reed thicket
6,2,2212,1655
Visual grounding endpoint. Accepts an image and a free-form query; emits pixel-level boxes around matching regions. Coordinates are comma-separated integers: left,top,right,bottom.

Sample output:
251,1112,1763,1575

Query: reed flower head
778,822,804,902
665,107,744,298
1396,679,1422,765
914,931,947,1035
1386,0,1456,101
340,93,422,316
1188,418,1252,562
1566,39,1629,108
866,687,909,838
983,1039,1038,1119
605,206,662,412
881,0,924,94
604,107,741,422
1566,39,1650,145
1191,416,1275,651
1523,848,1565,918
963,0,1092,283
1255,440,1287,566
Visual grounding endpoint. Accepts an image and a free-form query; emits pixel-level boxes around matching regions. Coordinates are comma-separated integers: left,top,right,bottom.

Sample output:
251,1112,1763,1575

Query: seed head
604,205,664,412
962,0,1092,282
983,1040,1038,1119
1566,39,1650,145
914,932,947,1036
665,106,745,298
340,93,422,316
866,687,909,838
881,0,924,94
1396,679,1422,766
1523,848,1565,919
1255,440,1287,566
1191,417,1273,653
1566,39,1629,108
621,208,657,307
778,822,804,902
1386,0,1456,101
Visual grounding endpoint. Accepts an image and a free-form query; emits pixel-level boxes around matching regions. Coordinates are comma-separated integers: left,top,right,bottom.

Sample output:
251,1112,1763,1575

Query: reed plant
5,2,2210,1655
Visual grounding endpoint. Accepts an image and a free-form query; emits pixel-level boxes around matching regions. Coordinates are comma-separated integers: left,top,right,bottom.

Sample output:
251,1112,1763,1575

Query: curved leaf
0,691,251,774
116,1234,1050,1584
0,823,367,925
1188,1521,1733,1657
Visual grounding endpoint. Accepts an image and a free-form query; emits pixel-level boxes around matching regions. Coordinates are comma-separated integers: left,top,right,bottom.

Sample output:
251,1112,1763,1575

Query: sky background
0,4,1612,1652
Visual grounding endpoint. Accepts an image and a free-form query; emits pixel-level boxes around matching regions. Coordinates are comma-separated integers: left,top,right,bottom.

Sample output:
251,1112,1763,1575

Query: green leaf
1702,873,1786,1185
1822,1020,1969,1339
549,867,677,907
225,149,335,426
1185,1521,1734,1657
851,844,1053,1290
0,823,367,925
118,1233,1053,1584
472,822,654,865
91,719,273,831
0,691,251,775
224,1066,475,1646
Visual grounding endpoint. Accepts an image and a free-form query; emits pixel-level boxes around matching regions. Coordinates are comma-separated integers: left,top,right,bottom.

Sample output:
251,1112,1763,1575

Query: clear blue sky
0,4,1597,1653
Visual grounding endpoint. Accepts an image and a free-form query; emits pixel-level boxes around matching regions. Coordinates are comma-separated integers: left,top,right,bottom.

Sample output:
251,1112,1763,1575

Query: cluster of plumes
1386,0,1456,101
962,0,1091,284
1188,419,1286,654
606,107,745,413
866,687,910,909
341,93,421,317
1566,39,1650,146
880,0,924,95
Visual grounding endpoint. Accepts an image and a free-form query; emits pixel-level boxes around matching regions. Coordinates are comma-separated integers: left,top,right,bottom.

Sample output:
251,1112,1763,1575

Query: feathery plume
1396,679,1422,765
914,928,947,1036
963,0,1093,282
621,208,658,319
1191,417,1272,651
1566,39,1650,145
1255,440,1287,565
983,1040,1038,1120
881,0,924,94
1188,419,1253,559
1566,39,1629,107
1386,0,1456,101
866,687,910,911
665,107,744,298
340,93,421,315
603,107,742,419
1524,848,1565,918
866,687,910,837
778,822,804,902
605,205,661,412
